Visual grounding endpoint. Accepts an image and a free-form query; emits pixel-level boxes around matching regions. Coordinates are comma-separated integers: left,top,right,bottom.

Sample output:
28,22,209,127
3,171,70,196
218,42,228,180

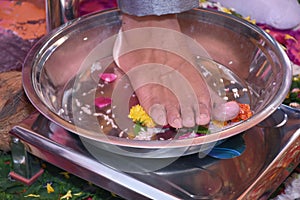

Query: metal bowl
23,9,291,158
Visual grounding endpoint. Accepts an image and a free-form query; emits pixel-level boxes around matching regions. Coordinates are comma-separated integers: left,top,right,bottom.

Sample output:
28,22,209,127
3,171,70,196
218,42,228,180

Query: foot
114,14,240,128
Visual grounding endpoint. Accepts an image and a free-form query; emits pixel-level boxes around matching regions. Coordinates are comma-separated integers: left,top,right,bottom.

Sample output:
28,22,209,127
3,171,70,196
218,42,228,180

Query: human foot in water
114,14,240,128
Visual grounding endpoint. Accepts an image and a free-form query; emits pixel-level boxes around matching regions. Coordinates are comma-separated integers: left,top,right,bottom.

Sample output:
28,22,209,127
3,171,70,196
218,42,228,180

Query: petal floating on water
178,132,198,140
99,73,117,83
95,97,112,108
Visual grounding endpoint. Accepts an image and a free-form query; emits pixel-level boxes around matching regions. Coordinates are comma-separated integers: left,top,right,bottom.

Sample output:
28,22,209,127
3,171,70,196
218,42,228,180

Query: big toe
213,101,240,121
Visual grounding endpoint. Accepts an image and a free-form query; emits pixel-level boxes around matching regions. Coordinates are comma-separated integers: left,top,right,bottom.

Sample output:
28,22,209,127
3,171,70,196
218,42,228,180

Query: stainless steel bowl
23,9,292,158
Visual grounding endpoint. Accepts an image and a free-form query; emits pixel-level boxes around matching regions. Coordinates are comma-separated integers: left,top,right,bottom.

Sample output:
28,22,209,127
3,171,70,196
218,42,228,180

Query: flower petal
95,97,112,109
178,132,199,139
24,194,41,198
46,183,54,193
99,73,117,83
259,25,300,65
60,190,72,200
128,104,155,127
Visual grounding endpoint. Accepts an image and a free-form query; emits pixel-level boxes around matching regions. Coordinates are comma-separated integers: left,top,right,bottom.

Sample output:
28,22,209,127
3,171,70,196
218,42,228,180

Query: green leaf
5,184,26,193
231,11,242,18
290,92,298,101
0,181,24,193
196,126,209,134
283,98,291,104
133,123,144,136
291,81,299,90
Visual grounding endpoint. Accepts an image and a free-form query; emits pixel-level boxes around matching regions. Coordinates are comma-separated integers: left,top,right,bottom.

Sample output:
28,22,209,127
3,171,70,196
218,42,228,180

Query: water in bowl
57,57,252,140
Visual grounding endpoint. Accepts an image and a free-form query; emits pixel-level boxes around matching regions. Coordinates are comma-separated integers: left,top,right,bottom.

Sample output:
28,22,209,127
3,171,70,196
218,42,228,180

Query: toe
166,105,182,128
195,103,210,125
181,106,196,127
149,104,167,126
213,101,240,121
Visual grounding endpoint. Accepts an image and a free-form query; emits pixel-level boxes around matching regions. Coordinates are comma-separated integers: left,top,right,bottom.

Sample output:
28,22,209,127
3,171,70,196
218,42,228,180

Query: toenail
173,118,182,128
197,114,210,125
199,114,208,119
157,115,167,125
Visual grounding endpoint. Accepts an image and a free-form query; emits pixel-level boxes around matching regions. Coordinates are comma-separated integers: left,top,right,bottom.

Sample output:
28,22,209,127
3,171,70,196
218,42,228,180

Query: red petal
259,24,300,65
95,97,112,108
99,73,117,83
286,31,300,65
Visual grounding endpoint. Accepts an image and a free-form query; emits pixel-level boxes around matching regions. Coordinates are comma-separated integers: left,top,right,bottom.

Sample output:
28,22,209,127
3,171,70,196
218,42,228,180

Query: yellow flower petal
111,192,118,197
279,43,287,50
285,34,298,43
24,194,40,198
60,171,70,179
128,105,155,127
74,192,83,196
46,183,55,193
212,120,227,127
243,16,256,24
60,190,72,200
221,7,232,14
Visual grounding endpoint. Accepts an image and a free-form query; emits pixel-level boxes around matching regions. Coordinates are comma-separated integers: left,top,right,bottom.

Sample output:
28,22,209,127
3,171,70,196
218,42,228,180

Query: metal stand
9,105,300,199
9,137,44,185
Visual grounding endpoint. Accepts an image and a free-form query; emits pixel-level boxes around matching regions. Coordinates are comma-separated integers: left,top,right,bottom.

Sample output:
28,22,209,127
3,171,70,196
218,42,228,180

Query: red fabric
79,0,118,16
259,24,300,65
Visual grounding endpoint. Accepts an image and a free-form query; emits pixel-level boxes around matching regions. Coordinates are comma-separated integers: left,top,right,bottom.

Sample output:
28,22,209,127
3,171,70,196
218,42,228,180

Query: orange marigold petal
230,103,253,122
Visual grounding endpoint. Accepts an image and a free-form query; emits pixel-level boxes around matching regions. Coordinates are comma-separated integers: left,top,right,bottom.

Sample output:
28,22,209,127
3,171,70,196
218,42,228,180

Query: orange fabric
0,1,46,40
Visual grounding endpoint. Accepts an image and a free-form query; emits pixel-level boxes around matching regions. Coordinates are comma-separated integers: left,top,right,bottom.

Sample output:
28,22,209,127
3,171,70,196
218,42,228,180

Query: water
57,57,252,140
195,57,251,105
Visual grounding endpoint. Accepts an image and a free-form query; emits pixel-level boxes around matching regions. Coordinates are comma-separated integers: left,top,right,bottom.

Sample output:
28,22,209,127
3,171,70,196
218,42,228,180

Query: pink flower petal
95,97,112,109
286,34,300,65
178,132,199,140
99,73,117,83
